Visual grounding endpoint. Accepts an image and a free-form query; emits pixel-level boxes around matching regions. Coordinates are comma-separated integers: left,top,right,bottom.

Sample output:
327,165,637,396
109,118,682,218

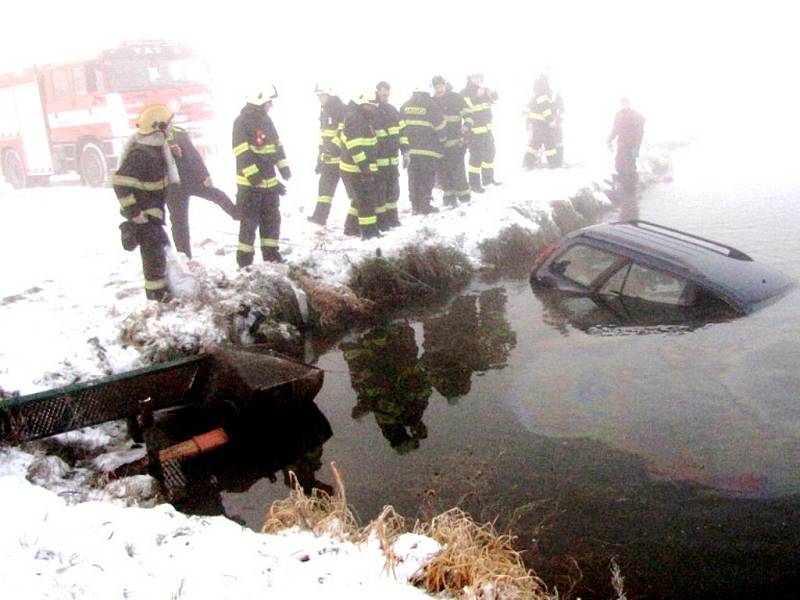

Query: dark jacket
460,82,497,135
374,101,407,168
232,104,291,190
318,95,346,166
432,90,469,151
608,108,645,149
112,141,168,224
399,92,446,159
166,126,209,187
526,75,554,126
337,101,379,175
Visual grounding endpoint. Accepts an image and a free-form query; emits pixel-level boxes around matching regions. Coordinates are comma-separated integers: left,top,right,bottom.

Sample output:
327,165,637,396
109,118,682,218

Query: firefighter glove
276,182,287,196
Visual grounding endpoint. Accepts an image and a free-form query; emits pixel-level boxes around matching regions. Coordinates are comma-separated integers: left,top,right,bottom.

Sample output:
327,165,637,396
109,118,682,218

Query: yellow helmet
137,104,174,135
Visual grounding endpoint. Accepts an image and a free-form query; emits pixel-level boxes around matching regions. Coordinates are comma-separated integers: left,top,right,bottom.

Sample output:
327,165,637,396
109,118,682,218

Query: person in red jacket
607,97,645,193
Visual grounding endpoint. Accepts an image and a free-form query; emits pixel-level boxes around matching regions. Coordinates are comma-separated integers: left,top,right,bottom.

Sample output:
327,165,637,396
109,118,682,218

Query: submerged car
529,220,793,327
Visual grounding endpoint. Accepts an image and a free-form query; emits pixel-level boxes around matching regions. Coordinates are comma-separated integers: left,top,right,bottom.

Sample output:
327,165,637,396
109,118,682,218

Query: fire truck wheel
79,142,108,187
2,149,26,189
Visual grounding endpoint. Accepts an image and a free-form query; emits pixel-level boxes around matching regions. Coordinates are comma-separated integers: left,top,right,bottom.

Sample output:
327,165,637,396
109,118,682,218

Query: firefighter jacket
460,82,497,136
374,101,407,168
318,95,346,167
399,92,446,159
232,104,291,190
166,126,209,187
608,108,645,149
433,91,469,151
113,141,168,224
336,101,379,175
526,75,555,126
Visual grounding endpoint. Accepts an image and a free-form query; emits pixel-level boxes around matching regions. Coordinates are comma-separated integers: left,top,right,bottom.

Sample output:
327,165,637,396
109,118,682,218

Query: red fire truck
0,40,214,188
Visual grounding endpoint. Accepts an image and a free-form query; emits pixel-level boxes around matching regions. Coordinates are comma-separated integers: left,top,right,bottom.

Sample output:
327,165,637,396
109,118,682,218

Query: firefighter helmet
314,82,334,96
136,104,174,135
248,85,279,106
355,89,378,105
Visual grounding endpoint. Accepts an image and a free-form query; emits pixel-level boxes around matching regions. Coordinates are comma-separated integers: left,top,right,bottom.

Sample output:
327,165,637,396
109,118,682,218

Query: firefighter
374,81,406,229
336,90,381,240
400,83,447,215
165,125,238,259
113,104,174,302
432,75,471,207
523,70,558,169
307,84,346,226
607,96,646,194
231,86,292,266
460,72,499,193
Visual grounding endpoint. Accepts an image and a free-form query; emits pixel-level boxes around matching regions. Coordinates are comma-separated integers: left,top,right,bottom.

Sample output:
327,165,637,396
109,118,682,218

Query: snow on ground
0,135,668,599
0,153,623,394
0,472,439,599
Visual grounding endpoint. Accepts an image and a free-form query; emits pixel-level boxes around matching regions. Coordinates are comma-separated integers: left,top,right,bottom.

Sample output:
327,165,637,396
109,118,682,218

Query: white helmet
355,89,378,105
248,85,278,106
314,82,335,96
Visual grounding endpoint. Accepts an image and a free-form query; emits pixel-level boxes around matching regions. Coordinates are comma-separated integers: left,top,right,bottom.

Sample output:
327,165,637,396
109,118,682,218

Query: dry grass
412,508,552,599
294,274,374,329
262,462,359,538
262,462,555,600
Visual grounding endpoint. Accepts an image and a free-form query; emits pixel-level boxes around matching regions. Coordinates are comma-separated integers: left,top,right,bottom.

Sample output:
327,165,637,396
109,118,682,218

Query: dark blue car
529,220,793,327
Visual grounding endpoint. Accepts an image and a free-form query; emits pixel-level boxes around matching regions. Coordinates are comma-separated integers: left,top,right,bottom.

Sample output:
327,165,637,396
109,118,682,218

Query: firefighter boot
361,223,381,240
469,172,485,194
263,247,285,263
307,201,331,226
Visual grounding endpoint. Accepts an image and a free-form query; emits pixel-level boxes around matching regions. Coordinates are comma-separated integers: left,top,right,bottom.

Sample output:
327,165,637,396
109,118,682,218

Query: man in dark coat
165,125,238,258
232,86,291,266
308,84,346,226
113,104,174,301
432,75,471,207
400,84,446,214
460,73,499,192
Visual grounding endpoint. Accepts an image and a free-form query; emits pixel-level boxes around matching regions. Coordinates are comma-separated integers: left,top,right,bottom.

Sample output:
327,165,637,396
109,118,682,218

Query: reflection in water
175,400,334,518
423,288,517,401
341,288,517,451
342,322,431,454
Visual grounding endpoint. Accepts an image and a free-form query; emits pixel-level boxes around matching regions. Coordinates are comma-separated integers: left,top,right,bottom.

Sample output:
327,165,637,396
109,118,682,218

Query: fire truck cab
0,40,213,189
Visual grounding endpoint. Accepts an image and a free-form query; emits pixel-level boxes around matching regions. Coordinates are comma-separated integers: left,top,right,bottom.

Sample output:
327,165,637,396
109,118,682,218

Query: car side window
550,245,620,288
622,264,691,305
599,264,630,295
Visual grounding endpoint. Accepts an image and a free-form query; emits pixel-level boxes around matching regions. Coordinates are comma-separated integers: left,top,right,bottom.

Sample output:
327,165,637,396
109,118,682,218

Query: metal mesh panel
0,356,207,443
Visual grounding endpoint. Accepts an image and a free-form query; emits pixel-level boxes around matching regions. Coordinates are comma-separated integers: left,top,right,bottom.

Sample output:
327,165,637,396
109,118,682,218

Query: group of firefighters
113,71,645,302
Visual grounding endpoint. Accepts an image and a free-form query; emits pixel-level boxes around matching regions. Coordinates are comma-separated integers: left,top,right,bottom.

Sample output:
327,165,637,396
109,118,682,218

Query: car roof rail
623,220,753,261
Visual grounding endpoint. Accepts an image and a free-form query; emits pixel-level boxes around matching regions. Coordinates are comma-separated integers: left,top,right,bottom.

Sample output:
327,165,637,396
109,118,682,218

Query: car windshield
103,56,209,92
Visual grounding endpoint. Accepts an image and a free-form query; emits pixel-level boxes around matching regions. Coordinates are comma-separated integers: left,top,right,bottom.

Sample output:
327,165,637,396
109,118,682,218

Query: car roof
567,220,794,313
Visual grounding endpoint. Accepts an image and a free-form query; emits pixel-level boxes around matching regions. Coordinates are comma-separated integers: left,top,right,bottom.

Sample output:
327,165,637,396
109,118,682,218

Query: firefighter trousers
523,124,557,169
309,163,341,224
377,165,401,227
235,187,282,267
438,146,470,205
342,172,379,239
166,183,238,259
467,131,496,188
134,220,170,301
408,156,438,214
